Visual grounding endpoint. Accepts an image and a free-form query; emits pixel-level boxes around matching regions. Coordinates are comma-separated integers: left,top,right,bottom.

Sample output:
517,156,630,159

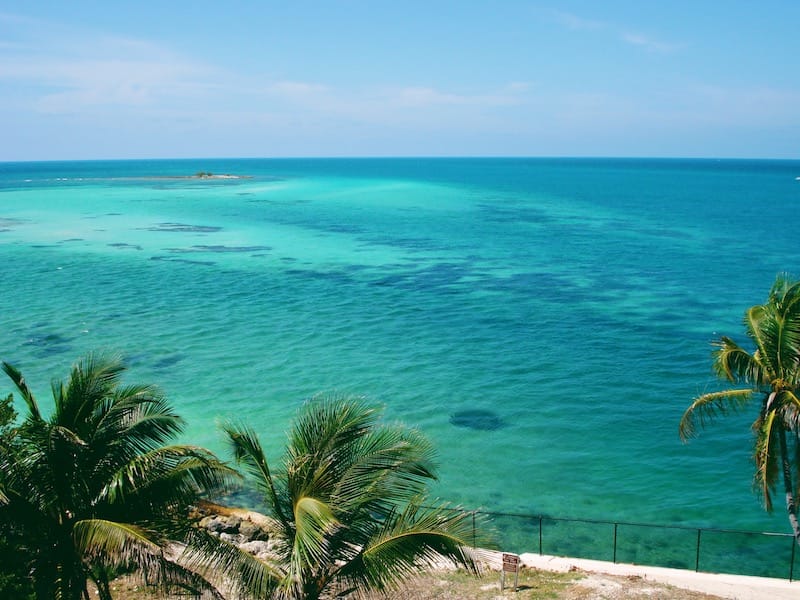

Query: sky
1,1,798,160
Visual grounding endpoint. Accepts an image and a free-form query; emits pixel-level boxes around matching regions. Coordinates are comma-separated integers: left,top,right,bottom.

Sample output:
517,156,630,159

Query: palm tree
0,352,239,599
680,274,800,546
194,395,486,600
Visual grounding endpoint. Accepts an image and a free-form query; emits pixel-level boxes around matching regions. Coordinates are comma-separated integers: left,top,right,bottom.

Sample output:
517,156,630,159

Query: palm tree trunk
778,428,800,546
89,565,113,600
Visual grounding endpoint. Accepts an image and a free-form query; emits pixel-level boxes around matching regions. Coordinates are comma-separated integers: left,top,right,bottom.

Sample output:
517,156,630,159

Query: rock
221,516,242,534
239,519,268,542
199,516,215,529
204,516,227,533
240,540,271,556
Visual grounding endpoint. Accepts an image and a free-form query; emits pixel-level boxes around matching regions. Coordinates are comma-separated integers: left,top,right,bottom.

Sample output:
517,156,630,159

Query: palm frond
74,520,228,599
288,395,377,460
224,422,289,526
754,410,781,511
72,518,164,568
100,445,238,506
55,353,126,432
769,274,800,317
2,361,42,421
140,555,226,600
180,526,284,600
679,388,754,440
334,427,437,512
285,396,377,501
712,337,765,384
97,389,184,450
744,305,775,375
778,390,800,429
292,495,339,574
340,501,486,592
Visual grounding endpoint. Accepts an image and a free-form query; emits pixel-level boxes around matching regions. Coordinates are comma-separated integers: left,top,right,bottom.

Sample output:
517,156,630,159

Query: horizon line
2,155,800,164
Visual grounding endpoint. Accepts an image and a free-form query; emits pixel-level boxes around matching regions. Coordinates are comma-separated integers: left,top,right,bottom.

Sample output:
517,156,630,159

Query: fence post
613,523,618,563
538,516,543,555
695,529,701,572
472,511,476,548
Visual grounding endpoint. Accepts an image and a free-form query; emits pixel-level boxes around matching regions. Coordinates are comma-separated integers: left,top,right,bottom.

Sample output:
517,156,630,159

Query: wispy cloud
267,81,329,96
0,14,217,114
392,86,523,108
551,10,606,32
395,87,468,107
621,32,684,54
552,9,684,55
0,10,528,127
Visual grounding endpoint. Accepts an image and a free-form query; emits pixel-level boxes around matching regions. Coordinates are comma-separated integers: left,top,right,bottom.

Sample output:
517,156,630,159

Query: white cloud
264,81,330,101
0,14,217,114
395,87,470,107
267,81,329,96
391,84,528,109
621,32,684,54
0,11,528,129
551,10,606,32
552,9,684,55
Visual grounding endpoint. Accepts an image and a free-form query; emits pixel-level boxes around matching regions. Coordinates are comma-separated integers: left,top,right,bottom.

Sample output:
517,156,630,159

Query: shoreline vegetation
190,171,251,179
121,172,254,180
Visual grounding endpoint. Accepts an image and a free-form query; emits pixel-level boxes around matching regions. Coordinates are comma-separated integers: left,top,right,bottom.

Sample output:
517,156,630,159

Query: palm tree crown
680,275,800,544
0,353,238,599
203,395,486,600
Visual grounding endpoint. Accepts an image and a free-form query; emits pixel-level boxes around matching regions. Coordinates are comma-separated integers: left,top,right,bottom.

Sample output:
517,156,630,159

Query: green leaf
679,388,753,440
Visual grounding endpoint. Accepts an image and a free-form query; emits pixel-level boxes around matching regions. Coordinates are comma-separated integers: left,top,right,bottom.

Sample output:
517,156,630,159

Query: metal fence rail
444,507,798,581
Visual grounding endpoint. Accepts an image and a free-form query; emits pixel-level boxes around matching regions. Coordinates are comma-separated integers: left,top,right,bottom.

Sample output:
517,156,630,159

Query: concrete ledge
510,552,798,600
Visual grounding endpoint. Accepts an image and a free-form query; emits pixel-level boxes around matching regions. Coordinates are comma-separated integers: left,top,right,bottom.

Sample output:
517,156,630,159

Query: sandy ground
104,553,797,600
514,552,798,600
186,506,798,599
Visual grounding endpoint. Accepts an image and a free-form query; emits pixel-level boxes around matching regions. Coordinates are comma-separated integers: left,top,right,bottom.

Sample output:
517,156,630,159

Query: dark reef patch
152,353,186,370
449,409,505,431
109,242,143,250
23,330,73,358
144,223,222,233
165,245,271,254
150,256,215,266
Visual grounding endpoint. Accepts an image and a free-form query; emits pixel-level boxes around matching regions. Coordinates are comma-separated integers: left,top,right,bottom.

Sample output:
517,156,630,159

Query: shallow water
2,158,800,570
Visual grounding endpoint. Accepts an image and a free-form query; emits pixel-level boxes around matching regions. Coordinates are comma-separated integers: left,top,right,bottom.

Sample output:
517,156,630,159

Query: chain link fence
451,508,798,581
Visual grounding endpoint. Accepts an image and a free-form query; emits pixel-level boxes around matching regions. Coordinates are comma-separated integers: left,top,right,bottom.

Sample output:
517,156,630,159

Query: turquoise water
2,158,800,562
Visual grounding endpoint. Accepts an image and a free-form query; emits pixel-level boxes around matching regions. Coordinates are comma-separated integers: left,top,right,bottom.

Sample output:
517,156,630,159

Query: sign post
501,552,520,592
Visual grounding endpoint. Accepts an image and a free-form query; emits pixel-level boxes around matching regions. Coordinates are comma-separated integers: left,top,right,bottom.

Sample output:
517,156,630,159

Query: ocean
1,157,799,572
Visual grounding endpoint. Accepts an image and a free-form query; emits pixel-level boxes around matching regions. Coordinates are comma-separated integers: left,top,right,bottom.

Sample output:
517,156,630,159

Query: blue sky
1,1,798,160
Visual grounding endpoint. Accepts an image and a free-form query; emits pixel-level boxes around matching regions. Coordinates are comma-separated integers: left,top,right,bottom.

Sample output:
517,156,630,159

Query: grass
102,567,724,599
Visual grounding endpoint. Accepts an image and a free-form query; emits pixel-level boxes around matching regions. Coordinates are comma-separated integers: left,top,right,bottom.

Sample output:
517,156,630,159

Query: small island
124,172,254,181
193,171,251,179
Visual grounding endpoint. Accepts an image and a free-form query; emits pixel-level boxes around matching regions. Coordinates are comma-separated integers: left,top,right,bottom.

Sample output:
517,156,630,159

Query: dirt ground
104,567,724,599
